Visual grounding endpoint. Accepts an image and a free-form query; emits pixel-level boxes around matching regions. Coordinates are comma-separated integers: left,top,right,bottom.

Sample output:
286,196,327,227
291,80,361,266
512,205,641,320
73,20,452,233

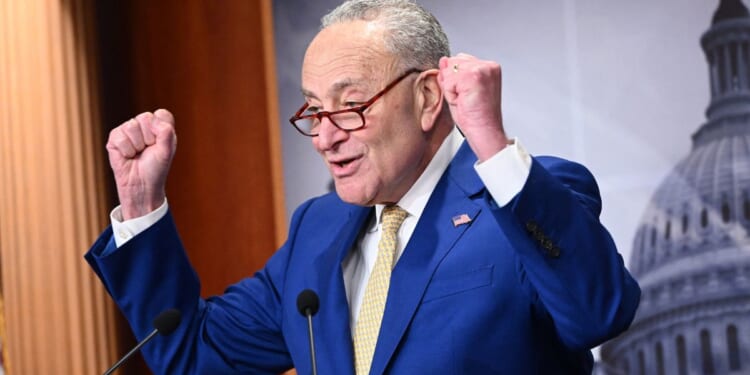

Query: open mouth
334,158,356,168
329,155,361,176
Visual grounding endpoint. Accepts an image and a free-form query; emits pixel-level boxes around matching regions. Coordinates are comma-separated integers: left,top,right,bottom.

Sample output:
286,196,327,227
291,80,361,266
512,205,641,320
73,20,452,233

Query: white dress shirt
110,127,532,334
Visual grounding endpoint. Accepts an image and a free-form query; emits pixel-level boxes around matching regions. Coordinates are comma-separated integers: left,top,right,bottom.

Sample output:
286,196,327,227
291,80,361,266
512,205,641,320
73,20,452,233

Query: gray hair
321,0,450,71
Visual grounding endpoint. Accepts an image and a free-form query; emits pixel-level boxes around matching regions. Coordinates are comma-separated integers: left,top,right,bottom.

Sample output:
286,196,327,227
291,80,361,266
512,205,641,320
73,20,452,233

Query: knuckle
136,111,154,123
111,130,134,148
108,127,124,143
126,120,140,131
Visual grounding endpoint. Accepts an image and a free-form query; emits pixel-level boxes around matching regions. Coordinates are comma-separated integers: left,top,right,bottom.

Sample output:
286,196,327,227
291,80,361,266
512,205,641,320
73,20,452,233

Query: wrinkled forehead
301,21,399,96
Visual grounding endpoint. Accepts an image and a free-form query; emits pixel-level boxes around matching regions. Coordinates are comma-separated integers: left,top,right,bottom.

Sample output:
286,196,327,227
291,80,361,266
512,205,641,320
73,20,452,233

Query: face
301,21,435,206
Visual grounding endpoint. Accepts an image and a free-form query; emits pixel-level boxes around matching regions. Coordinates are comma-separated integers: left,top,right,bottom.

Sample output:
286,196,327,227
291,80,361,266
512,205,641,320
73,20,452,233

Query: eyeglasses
289,68,422,137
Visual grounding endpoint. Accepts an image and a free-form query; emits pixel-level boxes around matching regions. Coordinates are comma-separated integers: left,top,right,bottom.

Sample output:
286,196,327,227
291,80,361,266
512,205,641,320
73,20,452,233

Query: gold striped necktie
353,205,408,375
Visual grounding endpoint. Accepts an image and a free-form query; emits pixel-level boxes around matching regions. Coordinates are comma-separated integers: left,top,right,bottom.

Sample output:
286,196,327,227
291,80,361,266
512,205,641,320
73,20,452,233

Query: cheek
362,129,419,176
362,144,407,189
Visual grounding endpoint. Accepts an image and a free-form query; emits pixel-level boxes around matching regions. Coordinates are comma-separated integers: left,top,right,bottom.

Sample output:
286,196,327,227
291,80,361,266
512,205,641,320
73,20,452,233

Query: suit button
525,221,539,233
548,245,561,258
542,238,554,250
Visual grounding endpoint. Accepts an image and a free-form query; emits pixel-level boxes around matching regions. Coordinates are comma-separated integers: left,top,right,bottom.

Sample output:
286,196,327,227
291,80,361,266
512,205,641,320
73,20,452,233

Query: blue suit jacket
86,142,640,374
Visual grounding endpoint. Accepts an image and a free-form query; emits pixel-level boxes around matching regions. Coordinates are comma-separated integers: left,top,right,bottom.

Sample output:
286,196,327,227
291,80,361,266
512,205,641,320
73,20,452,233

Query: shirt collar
369,126,464,232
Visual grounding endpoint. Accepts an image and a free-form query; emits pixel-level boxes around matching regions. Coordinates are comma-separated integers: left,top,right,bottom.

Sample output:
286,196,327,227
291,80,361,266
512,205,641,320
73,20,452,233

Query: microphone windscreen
296,289,320,316
153,308,182,335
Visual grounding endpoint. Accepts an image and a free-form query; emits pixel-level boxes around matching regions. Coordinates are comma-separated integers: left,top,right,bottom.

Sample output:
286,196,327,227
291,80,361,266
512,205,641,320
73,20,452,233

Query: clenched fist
106,109,177,220
437,53,509,162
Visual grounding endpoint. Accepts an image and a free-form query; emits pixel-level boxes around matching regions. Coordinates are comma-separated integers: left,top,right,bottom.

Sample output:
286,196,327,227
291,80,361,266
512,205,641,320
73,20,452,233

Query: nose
314,115,348,151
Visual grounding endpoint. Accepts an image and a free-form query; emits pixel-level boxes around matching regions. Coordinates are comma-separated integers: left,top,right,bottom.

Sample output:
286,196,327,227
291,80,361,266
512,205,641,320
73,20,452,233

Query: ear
415,70,444,132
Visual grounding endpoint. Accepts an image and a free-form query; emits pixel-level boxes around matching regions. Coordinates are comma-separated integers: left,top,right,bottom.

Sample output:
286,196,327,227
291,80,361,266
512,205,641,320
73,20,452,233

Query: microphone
296,289,320,375
103,308,182,375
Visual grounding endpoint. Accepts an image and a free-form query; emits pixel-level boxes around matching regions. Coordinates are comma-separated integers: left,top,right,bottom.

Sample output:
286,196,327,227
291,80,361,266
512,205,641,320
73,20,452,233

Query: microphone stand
103,329,159,375
305,308,318,375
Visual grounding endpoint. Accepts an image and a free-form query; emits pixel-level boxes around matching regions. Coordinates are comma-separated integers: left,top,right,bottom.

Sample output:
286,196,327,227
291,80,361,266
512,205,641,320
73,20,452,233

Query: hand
106,109,177,220
438,53,509,162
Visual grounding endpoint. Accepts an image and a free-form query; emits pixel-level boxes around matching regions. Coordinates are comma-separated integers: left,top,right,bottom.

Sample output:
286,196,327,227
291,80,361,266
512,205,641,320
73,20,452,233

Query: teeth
334,158,353,167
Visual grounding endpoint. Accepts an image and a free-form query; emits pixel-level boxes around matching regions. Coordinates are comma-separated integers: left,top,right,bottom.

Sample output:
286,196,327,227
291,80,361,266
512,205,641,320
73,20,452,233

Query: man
86,0,640,373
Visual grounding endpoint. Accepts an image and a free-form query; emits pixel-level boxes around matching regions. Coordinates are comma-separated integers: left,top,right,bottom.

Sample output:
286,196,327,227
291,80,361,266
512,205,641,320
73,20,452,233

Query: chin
333,184,372,206
337,192,370,206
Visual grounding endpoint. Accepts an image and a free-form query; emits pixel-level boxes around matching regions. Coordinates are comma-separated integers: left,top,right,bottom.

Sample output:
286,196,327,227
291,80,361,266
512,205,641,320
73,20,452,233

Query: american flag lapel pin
451,213,472,227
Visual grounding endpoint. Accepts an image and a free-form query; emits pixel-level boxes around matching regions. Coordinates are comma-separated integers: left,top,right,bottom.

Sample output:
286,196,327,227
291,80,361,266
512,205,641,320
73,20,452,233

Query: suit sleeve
84,201,314,374
483,156,641,351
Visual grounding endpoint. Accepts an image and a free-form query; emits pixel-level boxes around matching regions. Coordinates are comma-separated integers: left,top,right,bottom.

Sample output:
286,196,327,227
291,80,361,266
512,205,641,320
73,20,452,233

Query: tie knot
381,205,408,233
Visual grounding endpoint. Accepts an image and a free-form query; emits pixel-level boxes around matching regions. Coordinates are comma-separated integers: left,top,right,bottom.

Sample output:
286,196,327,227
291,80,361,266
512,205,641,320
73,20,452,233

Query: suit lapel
313,204,372,375
369,142,485,375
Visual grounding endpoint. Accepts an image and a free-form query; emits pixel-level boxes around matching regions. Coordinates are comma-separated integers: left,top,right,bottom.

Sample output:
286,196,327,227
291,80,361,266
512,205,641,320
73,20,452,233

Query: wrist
462,126,510,162
118,189,165,220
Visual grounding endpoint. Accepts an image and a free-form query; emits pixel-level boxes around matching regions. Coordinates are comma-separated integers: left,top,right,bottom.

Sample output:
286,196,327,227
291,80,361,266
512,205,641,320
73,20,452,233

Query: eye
303,105,320,115
344,101,364,108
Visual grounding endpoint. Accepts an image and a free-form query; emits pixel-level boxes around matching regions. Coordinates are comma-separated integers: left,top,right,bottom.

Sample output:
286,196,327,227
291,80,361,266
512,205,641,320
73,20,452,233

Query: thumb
152,119,177,163
154,108,175,125
149,109,176,156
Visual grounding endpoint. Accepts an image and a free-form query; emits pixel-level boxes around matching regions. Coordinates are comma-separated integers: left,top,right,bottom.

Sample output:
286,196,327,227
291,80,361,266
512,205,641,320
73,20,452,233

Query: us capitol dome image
598,0,750,374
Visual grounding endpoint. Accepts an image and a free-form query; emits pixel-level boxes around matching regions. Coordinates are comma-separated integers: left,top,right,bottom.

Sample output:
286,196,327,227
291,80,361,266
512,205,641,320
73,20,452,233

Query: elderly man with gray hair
86,0,640,373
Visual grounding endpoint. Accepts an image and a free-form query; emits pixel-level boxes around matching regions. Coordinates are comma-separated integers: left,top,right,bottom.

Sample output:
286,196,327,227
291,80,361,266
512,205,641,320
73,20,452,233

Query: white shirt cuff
474,138,532,207
110,198,169,247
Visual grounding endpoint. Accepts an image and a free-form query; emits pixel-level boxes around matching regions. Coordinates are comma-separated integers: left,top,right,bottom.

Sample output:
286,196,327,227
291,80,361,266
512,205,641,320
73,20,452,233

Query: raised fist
438,53,509,162
106,109,177,220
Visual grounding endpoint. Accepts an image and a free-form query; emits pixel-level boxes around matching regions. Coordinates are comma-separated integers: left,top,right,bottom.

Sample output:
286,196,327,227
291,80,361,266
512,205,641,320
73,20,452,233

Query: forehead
301,21,397,95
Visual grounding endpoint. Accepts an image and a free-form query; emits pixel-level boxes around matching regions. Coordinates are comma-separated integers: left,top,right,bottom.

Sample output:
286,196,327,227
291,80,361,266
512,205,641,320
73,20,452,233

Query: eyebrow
300,77,366,101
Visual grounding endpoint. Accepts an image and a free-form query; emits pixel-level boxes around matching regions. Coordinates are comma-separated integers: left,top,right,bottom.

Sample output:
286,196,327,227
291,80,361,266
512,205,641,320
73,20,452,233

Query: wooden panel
0,0,285,373
94,0,286,372
97,0,286,297
0,0,118,373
